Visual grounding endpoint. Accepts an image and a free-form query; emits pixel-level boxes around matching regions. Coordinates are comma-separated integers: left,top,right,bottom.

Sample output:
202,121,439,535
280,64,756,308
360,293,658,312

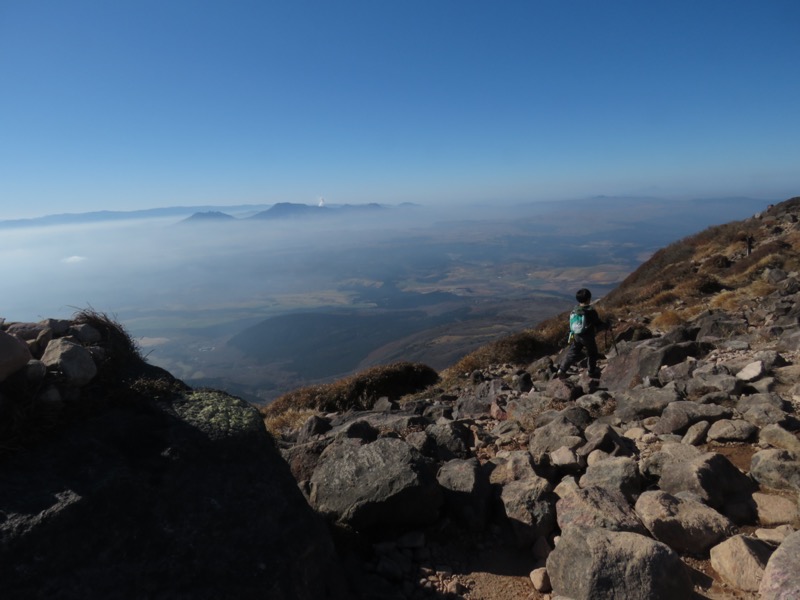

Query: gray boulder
41,338,97,387
578,422,636,458
750,449,800,492
425,421,472,460
710,534,774,592
309,437,442,531
614,386,680,421
556,486,647,534
528,416,583,462
498,476,557,546
752,492,799,527
658,452,755,517
759,530,800,599
488,450,538,484
547,527,693,600
685,371,743,398
743,403,791,428
640,442,702,479
681,420,710,445
579,456,643,502
634,490,737,554
437,457,490,532
602,340,710,392
650,400,732,435
706,418,758,442
759,424,800,452
736,392,788,412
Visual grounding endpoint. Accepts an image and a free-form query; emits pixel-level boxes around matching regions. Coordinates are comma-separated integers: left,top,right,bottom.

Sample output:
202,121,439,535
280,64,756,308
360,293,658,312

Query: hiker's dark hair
576,288,592,304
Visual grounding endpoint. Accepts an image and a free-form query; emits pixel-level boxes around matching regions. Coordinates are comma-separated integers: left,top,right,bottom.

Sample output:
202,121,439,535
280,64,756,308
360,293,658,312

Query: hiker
556,288,610,379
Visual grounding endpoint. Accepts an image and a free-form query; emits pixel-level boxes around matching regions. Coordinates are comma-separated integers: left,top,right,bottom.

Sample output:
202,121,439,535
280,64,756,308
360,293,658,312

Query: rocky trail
277,269,800,599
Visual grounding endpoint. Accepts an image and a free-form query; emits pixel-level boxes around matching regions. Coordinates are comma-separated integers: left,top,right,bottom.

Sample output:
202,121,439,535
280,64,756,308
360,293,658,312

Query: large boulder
759,530,800,599
650,400,732,435
578,456,643,502
658,452,755,515
0,330,32,382
556,486,647,534
0,389,347,600
614,386,681,422
40,337,98,387
437,457,491,532
710,534,774,592
634,490,737,554
750,449,800,492
425,421,472,460
603,341,710,392
309,437,442,531
528,415,583,461
547,527,693,600
498,475,557,546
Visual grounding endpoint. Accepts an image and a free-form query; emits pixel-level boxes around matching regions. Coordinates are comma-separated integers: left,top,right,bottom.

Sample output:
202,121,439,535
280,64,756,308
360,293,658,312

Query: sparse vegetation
651,310,685,330
73,307,143,375
262,361,439,431
444,329,560,381
0,309,184,456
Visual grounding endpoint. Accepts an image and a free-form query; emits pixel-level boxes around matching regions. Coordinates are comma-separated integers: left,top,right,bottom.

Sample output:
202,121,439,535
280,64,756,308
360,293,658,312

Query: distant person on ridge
556,288,610,379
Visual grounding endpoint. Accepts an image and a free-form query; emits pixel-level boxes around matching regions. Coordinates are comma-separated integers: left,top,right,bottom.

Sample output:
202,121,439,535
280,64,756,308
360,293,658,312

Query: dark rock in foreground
0,389,346,600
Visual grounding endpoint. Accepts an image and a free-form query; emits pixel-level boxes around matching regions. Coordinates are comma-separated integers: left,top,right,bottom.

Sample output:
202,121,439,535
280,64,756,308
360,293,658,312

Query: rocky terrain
2,198,800,599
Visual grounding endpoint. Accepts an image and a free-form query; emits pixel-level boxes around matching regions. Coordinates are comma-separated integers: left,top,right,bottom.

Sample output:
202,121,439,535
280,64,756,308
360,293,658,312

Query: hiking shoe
556,369,567,379
588,369,602,379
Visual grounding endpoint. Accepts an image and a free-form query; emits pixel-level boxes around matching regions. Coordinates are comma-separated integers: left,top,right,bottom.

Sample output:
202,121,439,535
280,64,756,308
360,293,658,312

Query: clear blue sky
2,0,799,219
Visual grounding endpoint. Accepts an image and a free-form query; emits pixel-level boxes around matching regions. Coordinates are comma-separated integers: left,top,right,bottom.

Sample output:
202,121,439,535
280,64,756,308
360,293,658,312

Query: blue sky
1,0,799,219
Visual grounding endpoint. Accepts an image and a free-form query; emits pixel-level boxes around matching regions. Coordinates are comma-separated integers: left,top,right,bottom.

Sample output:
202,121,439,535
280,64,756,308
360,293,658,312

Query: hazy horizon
0,195,772,324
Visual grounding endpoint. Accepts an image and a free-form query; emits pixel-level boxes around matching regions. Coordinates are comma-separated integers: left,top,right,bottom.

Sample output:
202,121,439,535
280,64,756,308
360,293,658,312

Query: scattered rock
547,527,693,600
634,490,737,554
759,530,800,599
710,534,774,592
309,437,443,531
556,486,647,534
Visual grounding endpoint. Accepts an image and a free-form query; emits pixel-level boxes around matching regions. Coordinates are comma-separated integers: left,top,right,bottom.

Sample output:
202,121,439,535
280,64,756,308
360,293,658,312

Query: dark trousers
560,333,599,372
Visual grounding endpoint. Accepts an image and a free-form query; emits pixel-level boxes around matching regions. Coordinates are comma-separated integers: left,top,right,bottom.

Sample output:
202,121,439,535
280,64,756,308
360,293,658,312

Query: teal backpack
569,306,586,335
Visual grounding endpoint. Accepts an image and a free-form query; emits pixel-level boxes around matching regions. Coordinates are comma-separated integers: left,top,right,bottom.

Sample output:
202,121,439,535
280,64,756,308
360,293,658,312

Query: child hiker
556,288,610,379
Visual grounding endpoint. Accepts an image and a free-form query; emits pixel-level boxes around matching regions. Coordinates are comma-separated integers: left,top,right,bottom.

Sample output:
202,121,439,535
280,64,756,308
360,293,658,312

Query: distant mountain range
0,204,270,228
1,202,421,228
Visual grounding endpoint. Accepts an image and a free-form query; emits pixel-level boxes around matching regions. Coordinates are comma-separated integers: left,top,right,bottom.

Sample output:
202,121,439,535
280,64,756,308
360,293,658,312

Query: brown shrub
686,221,746,249
702,254,732,271
73,307,142,365
747,279,777,298
604,242,694,308
648,290,680,308
264,408,318,437
651,310,685,330
710,291,742,312
263,361,439,416
446,329,558,379
727,241,789,277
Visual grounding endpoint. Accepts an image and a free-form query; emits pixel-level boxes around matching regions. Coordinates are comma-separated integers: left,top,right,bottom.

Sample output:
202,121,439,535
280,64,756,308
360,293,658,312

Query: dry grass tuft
651,310,685,330
262,361,439,418
445,329,559,381
264,408,318,437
